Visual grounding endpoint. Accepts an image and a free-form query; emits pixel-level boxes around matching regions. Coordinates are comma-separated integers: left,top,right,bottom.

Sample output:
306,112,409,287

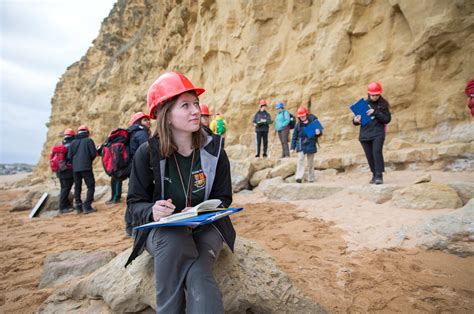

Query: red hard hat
129,112,150,126
259,99,267,106
78,125,89,132
297,106,309,117
64,128,75,136
367,81,382,95
200,103,212,116
147,71,205,119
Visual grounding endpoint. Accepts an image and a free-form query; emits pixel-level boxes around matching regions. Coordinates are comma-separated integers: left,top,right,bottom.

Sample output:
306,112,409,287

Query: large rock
348,184,403,204
416,199,474,256
39,238,326,313
249,168,271,187
226,144,253,160
268,160,296,179
39,250,116,288
392,183,463,209
448,182,474,205
10,190,43,212
258,177,342,201
229,160,253,192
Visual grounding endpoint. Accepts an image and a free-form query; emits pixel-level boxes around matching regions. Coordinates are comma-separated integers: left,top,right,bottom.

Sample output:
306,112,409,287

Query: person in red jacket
465,79,474,117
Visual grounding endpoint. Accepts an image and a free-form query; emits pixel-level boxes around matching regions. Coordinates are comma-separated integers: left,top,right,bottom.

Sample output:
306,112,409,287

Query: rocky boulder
10,190,43,212
39,250,116,288
268,160,296,179
448,182,474,205
392,183,463,210
249,168,271,187
39,238,326,313
416,199,474,257
230,160,253,192
258,177,342,201
348,184,403,204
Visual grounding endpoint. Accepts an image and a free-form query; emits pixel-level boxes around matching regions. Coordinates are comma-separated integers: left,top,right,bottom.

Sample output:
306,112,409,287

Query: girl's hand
152,199,175,221
354,115,361,123
367,109,375,116
315,129,321,136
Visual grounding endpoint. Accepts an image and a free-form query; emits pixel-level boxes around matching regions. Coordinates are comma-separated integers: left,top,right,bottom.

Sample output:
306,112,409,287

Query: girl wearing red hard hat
353,82,391,184
125,71,235,313
290,106,322,183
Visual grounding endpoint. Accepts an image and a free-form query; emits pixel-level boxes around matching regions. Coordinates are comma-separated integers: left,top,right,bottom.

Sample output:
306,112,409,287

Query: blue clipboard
303,120,324,138
350,98,372,126
134,207,243,230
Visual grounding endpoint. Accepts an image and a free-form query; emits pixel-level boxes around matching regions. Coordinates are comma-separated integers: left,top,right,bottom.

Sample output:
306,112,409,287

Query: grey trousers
278,129,290,157
145,224,224,314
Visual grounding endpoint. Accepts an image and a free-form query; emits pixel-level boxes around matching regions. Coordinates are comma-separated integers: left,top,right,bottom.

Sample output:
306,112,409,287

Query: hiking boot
75,205,83,214
375,173,383,185
105,199,120,205
255,154,260,158
296,178,302,183
84,207,97,214
263,154,268,158
369,174,376,184
59,208,73,214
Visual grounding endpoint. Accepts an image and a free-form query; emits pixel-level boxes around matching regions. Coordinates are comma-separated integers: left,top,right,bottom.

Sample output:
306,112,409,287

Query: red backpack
100,128,131,179
50,144,70,172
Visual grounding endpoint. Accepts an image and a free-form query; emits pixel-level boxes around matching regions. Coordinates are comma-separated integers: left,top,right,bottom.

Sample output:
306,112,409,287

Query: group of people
52,69,395,312
252,81,392,184
53,125,98,214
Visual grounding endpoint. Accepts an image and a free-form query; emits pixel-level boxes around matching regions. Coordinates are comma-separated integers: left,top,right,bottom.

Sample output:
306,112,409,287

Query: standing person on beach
56,128,75,213
68,125,98,214
252,99,272,158
353,82,391,184
291,106,322,183
274,101,291,158
125,71,236,313
200,103,213,135
123,112,151,236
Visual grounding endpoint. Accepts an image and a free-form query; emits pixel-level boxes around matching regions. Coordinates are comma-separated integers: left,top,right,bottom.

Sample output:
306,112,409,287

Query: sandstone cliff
35,0,474,178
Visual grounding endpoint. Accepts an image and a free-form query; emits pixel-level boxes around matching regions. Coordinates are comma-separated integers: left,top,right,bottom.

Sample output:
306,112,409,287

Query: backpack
50,144,70,172
288,113,296,129
100,128,131,179
216,119,226,135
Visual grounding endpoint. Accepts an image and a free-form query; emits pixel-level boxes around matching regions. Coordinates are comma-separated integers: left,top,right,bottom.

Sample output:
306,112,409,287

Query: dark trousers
110,177,123,201
73,170,95,210
360,137,385,174
255,131,269,156
278,128,290,157
146,224,224,313
59,178,74,210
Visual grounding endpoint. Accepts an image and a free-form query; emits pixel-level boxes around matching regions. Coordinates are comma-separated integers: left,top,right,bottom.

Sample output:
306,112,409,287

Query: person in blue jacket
274,101,291,158
291,106,322,183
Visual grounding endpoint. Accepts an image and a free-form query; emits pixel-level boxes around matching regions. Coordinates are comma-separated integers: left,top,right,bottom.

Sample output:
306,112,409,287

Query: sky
0,0,116,165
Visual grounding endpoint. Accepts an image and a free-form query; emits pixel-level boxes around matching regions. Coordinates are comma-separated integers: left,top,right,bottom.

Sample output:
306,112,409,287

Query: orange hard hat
367,81,382,95
200,103,211,116
259,99,267,106
64,128,75,136
77,125,89,132
129,112,150,126
147,71,205,119
297,106,309,117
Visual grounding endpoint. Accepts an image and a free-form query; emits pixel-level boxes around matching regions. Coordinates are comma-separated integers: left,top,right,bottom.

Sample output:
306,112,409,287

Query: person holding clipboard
124,71,236,313
290,106,323,183
352,82,391,184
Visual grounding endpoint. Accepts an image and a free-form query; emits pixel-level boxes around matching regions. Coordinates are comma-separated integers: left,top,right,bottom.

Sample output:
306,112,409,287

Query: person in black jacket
106,112,151,207
125,71,235,313
353,82,391,184
57,128,75,214
122,112,151,235
252,99,273,158
68,125,98,213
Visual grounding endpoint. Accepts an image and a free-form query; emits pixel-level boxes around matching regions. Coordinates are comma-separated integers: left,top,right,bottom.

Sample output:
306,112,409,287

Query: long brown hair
152,93,207,157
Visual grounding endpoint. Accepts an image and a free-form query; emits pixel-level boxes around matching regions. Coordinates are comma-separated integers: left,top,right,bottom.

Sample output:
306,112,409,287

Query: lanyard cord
173,150,195,208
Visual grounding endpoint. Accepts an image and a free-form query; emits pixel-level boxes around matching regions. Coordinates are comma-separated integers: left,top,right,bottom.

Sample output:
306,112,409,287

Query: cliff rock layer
36,0,474,177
